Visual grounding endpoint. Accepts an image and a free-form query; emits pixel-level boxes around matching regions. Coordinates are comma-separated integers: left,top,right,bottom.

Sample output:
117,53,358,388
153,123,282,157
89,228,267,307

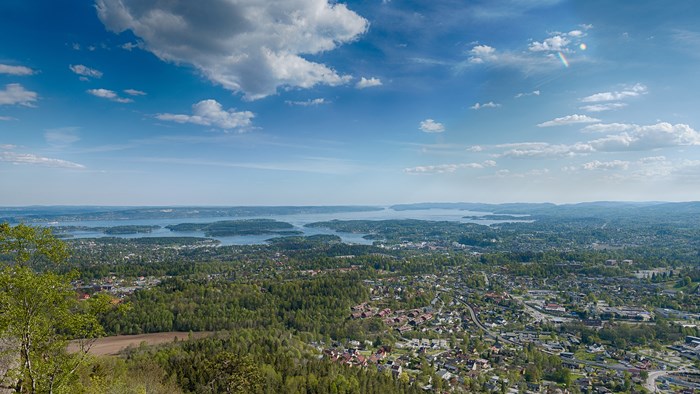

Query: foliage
0,223,69,270
0,224,103,394
100,274,374,342
129,329,421,394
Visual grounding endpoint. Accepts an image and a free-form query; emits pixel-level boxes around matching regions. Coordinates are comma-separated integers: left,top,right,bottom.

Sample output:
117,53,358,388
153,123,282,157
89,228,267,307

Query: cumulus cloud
580,83,647,103
69,64,103,79
285,98,328,106
419,119,445,133
468,45,497,64
529,35,570,52
470,101,501,110
467,27,589,73
528,29,588,53
404,160,496,175
156,99,254,130
483,121,700,159
0,84,38,107
356,77,382,89
0,64,35,76
0,147,85,169
96,0,368,100
467,43,573,72
588,122,700,151
124,88,146,96
537,114,600,127
515,90,540,98
87,88,133,103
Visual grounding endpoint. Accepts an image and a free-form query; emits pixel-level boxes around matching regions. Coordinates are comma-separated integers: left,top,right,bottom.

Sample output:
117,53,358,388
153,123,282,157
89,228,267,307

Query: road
644,370,669,392
453,291,693,390
452,293,517,345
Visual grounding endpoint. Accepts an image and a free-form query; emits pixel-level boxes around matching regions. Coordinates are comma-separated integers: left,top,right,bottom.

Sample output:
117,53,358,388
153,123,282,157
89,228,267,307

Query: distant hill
0,205,383,223
391,201,700,219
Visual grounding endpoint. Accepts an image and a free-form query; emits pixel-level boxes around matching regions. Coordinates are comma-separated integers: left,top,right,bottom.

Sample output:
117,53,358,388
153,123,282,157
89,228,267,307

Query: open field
68,331,215,356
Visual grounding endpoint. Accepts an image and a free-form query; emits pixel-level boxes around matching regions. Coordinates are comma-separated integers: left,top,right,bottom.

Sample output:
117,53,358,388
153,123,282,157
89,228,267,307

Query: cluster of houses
350,303,434,334
668,335,700,360
74,275,162,299
323,347,390,369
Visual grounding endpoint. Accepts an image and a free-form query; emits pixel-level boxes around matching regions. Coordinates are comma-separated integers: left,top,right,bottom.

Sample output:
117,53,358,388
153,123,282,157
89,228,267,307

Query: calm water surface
49,208,530,246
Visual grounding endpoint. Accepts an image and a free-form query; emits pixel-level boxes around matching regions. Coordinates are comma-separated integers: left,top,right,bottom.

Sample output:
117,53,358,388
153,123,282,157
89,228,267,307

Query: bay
44,207,531,246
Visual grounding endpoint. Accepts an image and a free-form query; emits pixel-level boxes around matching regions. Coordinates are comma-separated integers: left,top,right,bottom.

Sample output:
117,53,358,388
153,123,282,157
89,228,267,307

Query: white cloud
588,122,700,151
87,88,133,103
419,119,445,133
581,123,636,133
468,45,497,63
470,101,501,110
487,168,550,179
285,98,328,106
579,103,627,112
581,160,630,171
121,42,141,51
0,84,38,107
466,43,574,73
96,0,368,100
490,121,700,159
124,88,146,96
404,160,496,175
563,156,684,178
537,114,600,127
495,142,594,158
580,83,647,103
529,35,570,52
69,64,103,79
156,99,254,130
0,116,17,121
0,149,85,169
356,77,382,89
467,27,589,73
515,90,540,98
0,64,34,76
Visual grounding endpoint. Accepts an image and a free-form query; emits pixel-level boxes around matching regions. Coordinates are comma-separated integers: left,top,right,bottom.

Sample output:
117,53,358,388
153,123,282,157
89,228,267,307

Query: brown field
68,331,215,356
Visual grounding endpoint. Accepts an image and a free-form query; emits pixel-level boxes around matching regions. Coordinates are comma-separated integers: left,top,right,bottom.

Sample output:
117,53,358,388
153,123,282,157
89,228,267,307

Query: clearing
68,331,215,356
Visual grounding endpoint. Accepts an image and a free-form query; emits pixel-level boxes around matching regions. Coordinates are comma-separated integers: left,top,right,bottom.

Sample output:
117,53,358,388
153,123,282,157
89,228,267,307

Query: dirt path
68,331,216,356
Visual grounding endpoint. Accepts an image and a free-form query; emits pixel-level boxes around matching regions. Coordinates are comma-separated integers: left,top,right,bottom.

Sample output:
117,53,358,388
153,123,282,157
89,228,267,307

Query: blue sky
1,0,700,205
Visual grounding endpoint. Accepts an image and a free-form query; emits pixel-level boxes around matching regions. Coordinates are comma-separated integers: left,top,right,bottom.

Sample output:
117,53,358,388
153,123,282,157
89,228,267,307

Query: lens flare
579,43,587,50
557,52,569,68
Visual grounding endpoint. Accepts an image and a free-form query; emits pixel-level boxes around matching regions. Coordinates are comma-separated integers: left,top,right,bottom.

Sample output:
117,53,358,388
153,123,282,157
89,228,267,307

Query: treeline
124,328,423,394
564,320,694,349
99,274,389,343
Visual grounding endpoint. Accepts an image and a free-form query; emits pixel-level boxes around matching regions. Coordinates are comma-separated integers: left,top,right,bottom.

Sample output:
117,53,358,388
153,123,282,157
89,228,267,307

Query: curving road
453,293,517,345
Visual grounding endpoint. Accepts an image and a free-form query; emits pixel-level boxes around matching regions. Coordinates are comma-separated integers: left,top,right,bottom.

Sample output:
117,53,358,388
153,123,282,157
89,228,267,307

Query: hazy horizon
0,200,695,209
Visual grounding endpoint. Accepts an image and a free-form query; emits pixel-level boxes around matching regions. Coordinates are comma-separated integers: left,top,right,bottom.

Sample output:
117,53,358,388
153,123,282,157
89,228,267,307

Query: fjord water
48,207,528,245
